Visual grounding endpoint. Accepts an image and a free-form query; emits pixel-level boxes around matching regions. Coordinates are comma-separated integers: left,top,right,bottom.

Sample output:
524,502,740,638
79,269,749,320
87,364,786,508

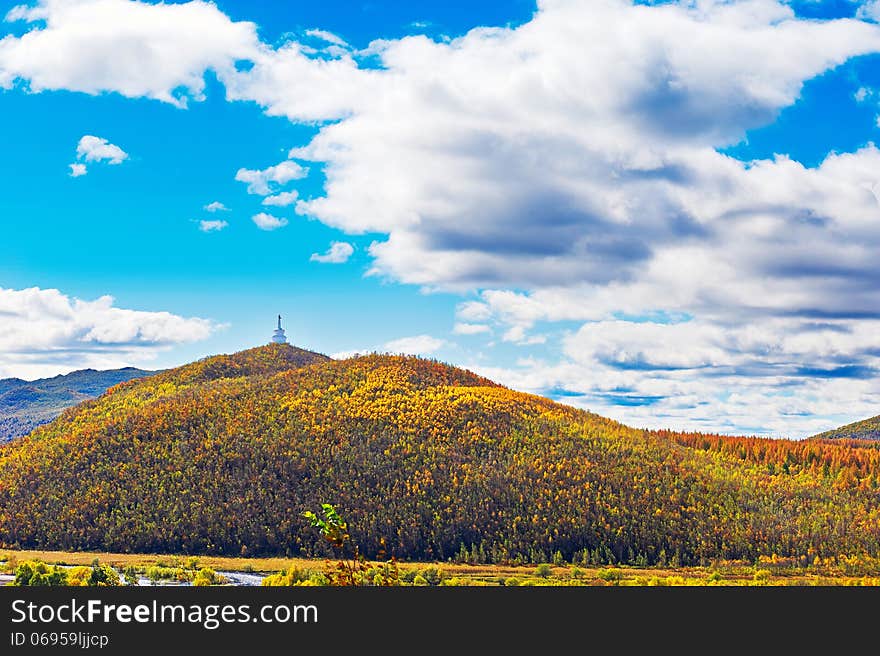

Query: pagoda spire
272,315,288,344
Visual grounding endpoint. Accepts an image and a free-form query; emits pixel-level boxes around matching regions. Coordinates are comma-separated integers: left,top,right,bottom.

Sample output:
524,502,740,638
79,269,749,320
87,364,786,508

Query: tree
302,503,399,586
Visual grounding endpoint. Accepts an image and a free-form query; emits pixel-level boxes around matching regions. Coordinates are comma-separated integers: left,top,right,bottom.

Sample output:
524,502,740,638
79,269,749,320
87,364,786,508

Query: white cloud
222,41,374,123
261,191,298,207
502,325,547,345
220,0,880,433
456,301,494,322
453,322,491,335
855,86,871,102
204,201,228,212
251,212,288,231
198,219,228,232
0,0,259,107
383,334,446,356
466,314,880,438
857,0,880,22
75,135,127,164
304,28,348,47
8,0,880,434
0,286,217,379
68,162,86,177
310,241,354,264
235,159,306,195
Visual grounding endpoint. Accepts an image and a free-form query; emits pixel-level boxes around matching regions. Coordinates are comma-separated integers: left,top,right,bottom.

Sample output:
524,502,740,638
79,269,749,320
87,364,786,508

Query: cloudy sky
3,0,880,437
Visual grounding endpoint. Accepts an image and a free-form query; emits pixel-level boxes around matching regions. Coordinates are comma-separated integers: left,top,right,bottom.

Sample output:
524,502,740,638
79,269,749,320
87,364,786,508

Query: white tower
272,314,288,344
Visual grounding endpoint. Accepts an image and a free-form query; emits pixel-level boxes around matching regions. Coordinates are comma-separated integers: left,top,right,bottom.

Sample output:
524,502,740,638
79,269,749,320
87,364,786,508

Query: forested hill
1,343,879,565
0,367,152,443
811,415,880,441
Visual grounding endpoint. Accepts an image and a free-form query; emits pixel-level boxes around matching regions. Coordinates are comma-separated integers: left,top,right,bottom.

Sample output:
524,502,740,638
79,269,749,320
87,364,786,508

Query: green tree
303,503,399,586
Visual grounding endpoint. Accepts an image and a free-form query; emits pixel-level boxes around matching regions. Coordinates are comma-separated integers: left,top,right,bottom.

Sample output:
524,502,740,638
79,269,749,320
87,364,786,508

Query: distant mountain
811,415,880,441
1,343,879,564
0,367,153,442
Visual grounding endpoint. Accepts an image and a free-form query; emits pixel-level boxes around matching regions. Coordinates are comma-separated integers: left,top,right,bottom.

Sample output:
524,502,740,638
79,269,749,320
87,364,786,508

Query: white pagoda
272,314,288,344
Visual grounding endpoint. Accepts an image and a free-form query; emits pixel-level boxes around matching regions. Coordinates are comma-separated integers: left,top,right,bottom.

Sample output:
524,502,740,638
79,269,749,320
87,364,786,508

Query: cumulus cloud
310,241,354,264
242,0,880,291
384,334,446,356
9,0,880,433
0,286,217,379
68,135,127,176
75,135,127,164
198,219,228,232
204,201,228,212
235,159,307,195
0,0,259,107
251,212,288,231
261,191,298,207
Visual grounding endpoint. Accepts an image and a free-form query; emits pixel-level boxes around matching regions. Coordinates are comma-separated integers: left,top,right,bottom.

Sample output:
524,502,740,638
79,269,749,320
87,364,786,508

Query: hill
0,367,153,442
811,415,880,441
1,343,879,565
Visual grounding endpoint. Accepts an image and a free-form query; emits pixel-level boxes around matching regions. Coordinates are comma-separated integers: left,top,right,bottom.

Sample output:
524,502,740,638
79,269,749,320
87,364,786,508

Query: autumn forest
1,344,879,572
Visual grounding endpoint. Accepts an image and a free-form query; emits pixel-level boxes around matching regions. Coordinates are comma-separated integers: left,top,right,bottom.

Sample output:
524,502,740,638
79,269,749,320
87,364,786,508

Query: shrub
262,567,312,586
534,563,553,578
122,566,139,586
420,566,443,585
596,568,621,583
66,566,93,586
14,561,67,586
753,569,772,585
192,568,226,587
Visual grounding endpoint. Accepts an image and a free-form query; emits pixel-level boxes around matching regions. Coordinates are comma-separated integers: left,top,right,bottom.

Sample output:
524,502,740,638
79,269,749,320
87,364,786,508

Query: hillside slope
0,367,153,442
1,343,879,564
811,415,880,441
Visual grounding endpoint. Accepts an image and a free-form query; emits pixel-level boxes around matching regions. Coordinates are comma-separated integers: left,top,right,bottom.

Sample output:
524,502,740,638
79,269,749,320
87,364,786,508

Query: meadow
3,549,879,586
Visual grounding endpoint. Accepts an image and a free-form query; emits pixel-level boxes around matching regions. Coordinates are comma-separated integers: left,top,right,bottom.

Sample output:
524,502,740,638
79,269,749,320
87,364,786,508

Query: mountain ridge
0,366,154,442
811,415,880,441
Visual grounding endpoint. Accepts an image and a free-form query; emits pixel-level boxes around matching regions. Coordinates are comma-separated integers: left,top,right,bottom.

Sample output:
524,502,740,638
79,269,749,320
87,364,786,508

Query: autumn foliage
1,343,879,566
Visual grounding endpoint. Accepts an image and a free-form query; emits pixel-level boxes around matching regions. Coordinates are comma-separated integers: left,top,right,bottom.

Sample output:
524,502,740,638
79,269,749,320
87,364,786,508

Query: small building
272,315,288,344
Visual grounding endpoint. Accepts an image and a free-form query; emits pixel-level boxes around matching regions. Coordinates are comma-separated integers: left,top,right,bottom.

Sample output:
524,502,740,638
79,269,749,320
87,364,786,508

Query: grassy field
3,549,880,586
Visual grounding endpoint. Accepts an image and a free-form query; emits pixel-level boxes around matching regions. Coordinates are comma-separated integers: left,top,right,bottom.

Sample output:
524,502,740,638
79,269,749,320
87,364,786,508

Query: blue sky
3,0,880,437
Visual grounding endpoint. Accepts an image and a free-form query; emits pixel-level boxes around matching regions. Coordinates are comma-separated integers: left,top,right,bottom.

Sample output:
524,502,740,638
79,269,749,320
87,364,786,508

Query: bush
64,563,120,587
412,575,429,586
262,567,311,586
504,577,521,587
122,566,139,586
192,568,226,587
14,561,67,586
753,569,772,585
596,568,621,584
534,563,553,578
66,566,93,586
420,566,443,586
145,566,192,584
